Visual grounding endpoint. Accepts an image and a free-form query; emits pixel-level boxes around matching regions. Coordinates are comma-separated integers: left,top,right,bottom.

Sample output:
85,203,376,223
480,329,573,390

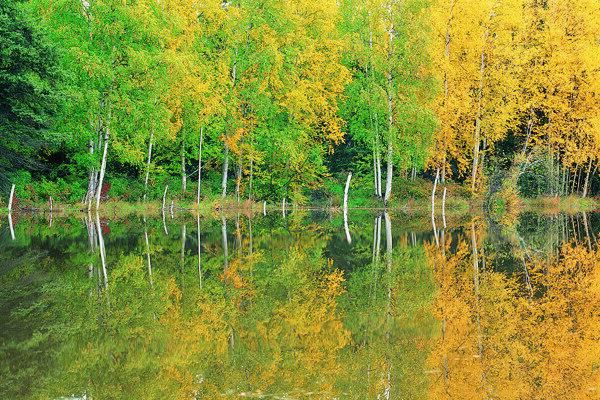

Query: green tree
0,0,62,190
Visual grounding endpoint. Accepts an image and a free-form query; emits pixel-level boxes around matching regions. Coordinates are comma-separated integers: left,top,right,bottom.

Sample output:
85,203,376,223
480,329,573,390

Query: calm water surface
1,210,599,399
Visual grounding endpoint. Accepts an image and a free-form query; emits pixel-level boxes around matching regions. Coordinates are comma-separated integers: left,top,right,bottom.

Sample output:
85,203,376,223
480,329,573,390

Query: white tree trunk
384,140,393,205
197,127,204,205
583,159,593,198
197,214,202,289
181,145,187,193
85,139,95,204
162,185,169,210
442,187,447,229
221,143,229,197
222,216,228,271
471,12,492,191
95,127,110,210
8,183,15,211
235,157,242,203
145,224,153,288
344,172,352,244
144,131,154,203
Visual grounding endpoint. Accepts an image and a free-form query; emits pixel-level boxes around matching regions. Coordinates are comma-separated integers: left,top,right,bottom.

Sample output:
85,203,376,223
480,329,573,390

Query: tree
0,0,62,189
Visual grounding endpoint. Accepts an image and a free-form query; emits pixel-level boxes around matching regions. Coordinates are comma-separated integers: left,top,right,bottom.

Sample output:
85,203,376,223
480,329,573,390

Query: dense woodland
1,0,599,207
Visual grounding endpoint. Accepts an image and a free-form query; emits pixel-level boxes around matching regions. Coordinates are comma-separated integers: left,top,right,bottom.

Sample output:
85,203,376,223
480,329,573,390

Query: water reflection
1,211,600,398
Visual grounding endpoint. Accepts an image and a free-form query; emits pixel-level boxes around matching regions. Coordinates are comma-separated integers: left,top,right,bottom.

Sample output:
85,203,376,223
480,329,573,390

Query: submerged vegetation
1,0,600,211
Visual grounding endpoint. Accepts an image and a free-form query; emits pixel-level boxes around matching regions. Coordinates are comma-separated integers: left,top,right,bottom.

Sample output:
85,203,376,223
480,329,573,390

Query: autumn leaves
431,0,600,195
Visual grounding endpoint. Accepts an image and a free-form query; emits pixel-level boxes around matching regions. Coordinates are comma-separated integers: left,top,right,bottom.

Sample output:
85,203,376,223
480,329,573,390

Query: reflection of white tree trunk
222,216,228,271
95,213,108,292
8,212,15,240
583,212,592,252
145,224,153,288
197,127,204,205
197,214,202,289
471,221,482,358
181,224,186,277
384,209,392,399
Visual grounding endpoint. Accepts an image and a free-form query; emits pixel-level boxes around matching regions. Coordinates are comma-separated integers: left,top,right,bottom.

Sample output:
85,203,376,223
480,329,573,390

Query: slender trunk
8,211,15,240
344,172,352,244
197,214,202,289
88,169,99,211
197,127,203,205
431,168,439,214
222,46,237,199
432,168,440,247
85,139,96,204
221,143,229,197
95,127,110,210
384,12,394,206
442,187,447,229
235,157,242,203
384,140,393,205
376,127,382,198
282,197,286,219
144,130,154,203
181,145,187,193
180,223,186,274
521,103,535,157
472,16,491,191
162,185,169,210
373,147,378,197
95,213,108,292
222,216,228,271
8,183,15,211
479,138,487,181
582,158,592,198
145,224,153,288
249,155,253,202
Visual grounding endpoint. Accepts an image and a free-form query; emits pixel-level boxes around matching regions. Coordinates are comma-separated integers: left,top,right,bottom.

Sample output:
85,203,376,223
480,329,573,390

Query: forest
1,0,599,209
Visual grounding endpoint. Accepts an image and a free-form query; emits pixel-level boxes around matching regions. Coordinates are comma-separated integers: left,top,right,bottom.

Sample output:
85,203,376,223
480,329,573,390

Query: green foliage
0,0,63,189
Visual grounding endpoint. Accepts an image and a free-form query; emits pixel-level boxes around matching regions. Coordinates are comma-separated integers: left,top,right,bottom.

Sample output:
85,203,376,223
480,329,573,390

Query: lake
1,209,599,399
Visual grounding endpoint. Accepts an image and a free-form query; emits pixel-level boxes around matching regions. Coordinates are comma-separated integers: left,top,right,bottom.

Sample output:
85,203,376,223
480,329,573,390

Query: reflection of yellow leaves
427,228,600,399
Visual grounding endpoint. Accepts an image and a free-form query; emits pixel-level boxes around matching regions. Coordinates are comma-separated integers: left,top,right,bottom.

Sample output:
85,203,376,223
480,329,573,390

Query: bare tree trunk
222,216,228,271
431,168,439,214
162,185,169,210
8,183,15,211
197,126,203,205
582,158,593,198
95,213,109,292
144,130,154,203
197,214,202,289
442,187,447,229
384,12,395,206
344,172,352,244
180,223,186,274
222,143,229,198
249,155,253,202
145,224,153,288
181,145,187,193
432,168,440,247
8,211,15,240
94,127,110,210
384,141,393,205
471,14,491,192
521,103,535,157
85,139,96,204
235,157,242,203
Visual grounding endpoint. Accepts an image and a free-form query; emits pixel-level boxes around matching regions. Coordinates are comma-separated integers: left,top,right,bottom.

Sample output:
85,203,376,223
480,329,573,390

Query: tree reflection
426,214,600,399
